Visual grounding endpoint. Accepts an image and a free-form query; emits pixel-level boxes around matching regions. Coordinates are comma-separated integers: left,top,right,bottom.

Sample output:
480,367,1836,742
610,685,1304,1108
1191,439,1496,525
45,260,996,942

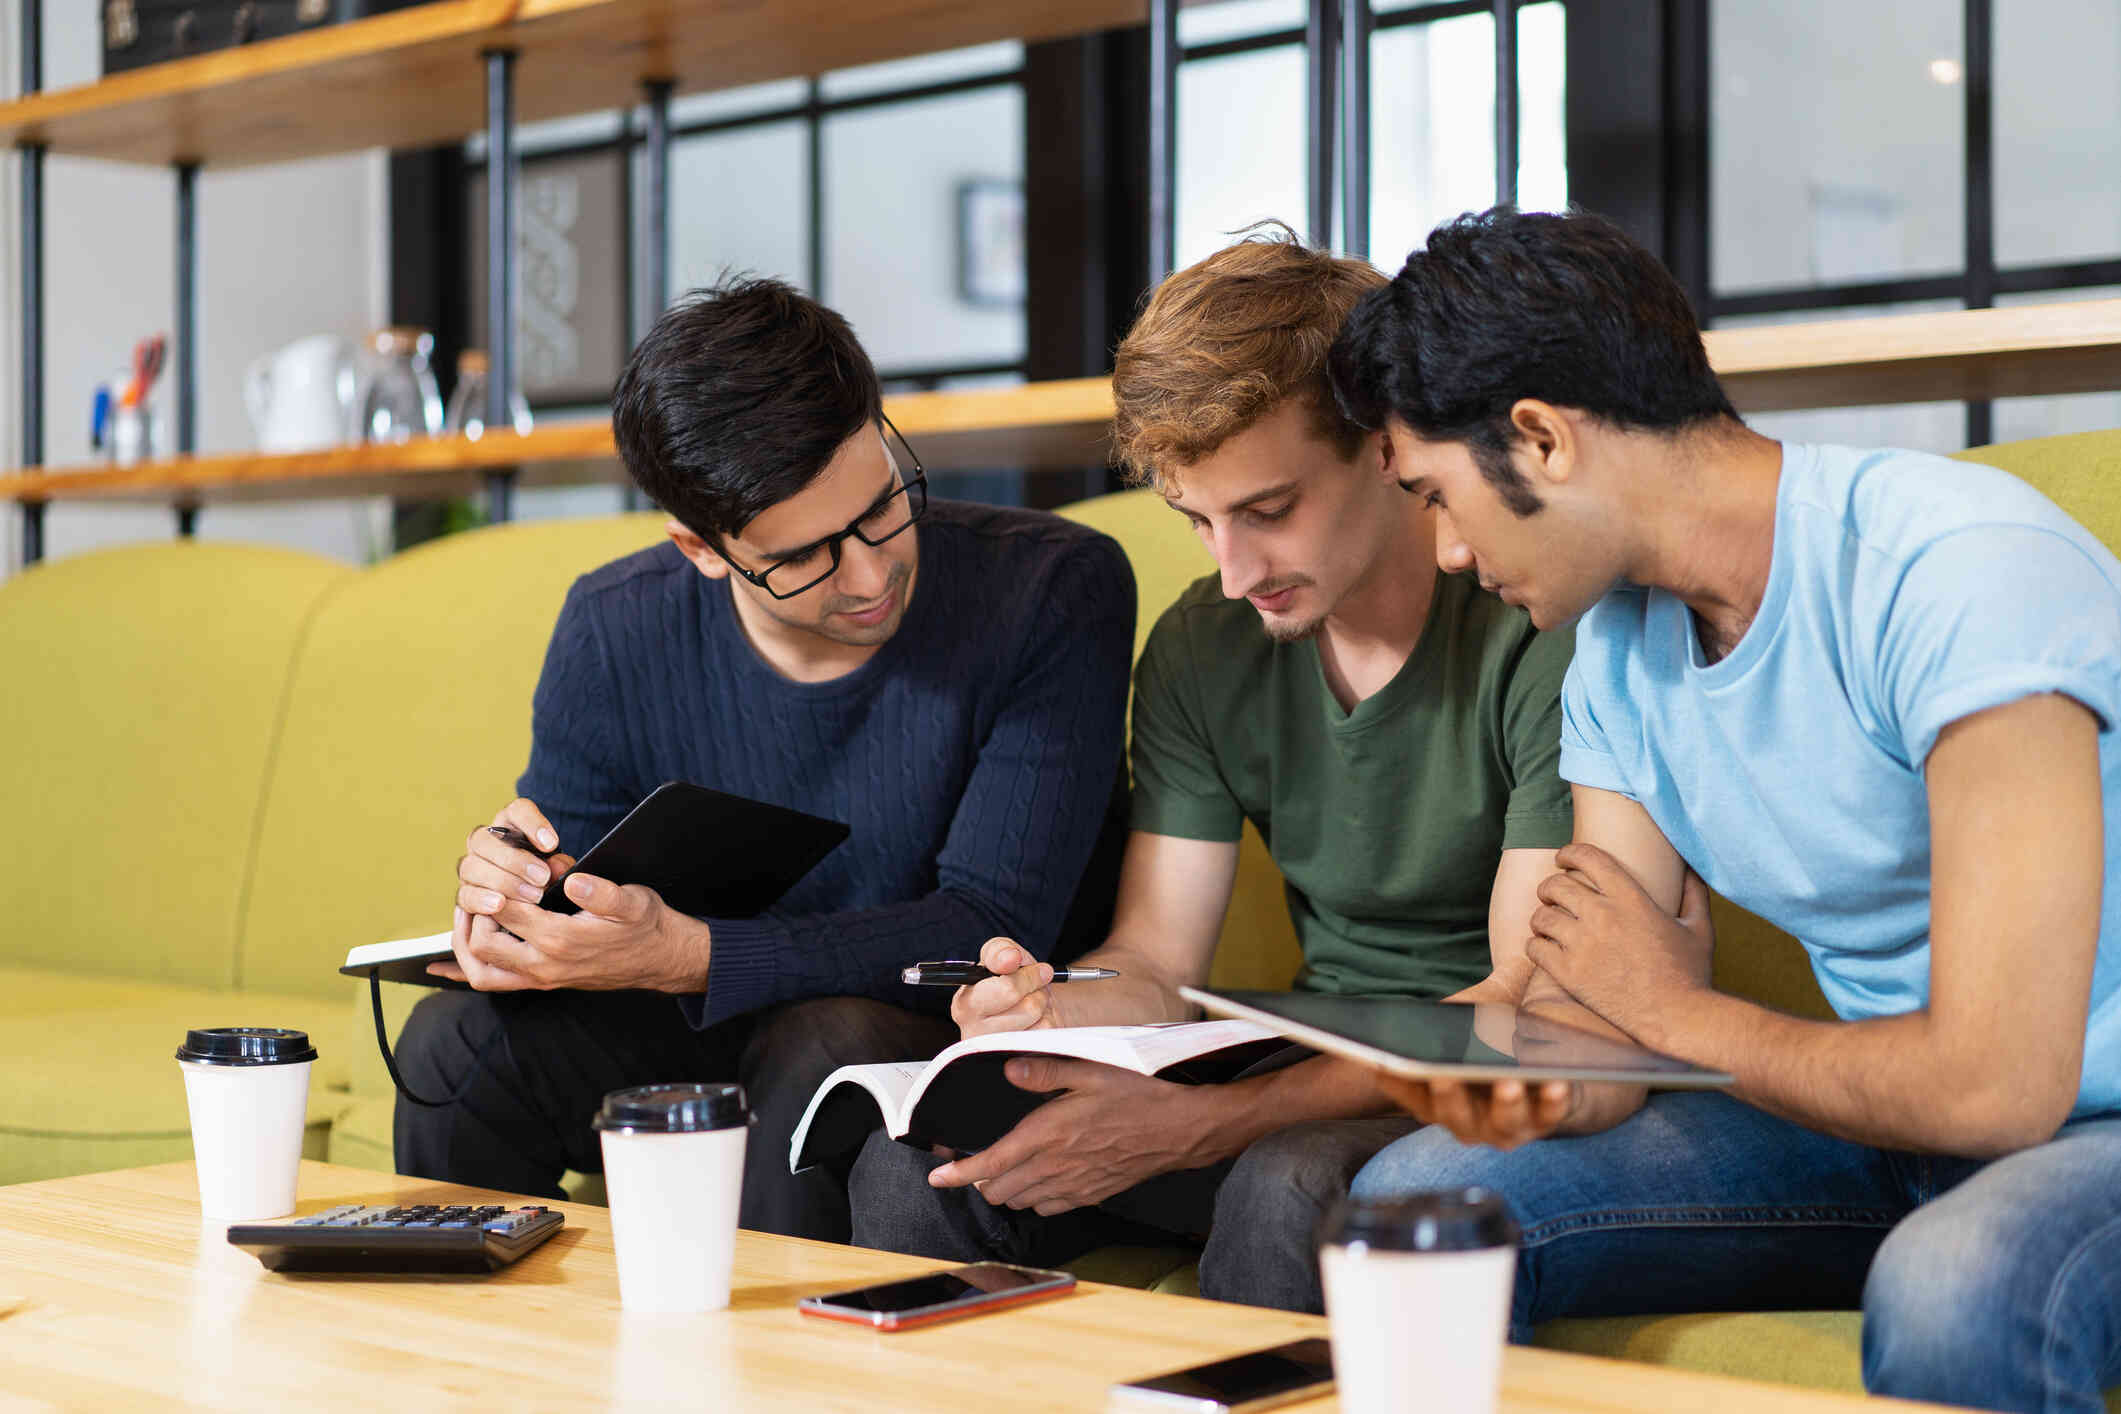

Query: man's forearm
1642,990,2074,1157
1178,1055,1395,1168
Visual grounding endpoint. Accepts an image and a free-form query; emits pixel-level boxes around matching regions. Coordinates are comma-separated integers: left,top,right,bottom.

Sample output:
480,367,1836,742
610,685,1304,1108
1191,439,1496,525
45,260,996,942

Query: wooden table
0,1162,1947,1411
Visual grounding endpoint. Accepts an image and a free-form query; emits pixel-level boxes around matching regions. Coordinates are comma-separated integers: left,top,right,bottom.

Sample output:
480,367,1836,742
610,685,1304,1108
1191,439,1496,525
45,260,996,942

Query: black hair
1328,206,1738,516
612,277,883,540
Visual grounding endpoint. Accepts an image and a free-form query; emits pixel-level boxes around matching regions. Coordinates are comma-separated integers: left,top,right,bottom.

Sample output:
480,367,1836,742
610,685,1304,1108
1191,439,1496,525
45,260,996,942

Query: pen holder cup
109,401,164,468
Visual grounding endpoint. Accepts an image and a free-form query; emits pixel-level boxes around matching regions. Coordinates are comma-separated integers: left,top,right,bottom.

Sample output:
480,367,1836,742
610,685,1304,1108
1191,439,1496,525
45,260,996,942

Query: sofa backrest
236,514,666,999
0,542,352,987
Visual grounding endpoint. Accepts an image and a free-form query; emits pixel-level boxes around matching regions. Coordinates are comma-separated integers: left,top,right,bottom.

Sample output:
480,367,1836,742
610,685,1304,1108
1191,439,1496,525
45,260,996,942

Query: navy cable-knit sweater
516,500,1136,1031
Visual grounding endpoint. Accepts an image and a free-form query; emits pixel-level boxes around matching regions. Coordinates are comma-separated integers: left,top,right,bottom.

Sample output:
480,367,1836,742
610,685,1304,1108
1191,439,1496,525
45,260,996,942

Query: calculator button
293,1205,361,1227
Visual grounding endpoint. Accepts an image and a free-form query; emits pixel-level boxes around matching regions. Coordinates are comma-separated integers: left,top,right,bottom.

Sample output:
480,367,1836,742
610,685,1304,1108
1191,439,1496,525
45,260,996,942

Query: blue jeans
1351,1092,2121,1414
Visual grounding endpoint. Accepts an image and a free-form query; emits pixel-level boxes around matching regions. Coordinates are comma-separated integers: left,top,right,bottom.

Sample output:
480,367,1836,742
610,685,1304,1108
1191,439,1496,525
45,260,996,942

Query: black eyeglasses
725,416,929,600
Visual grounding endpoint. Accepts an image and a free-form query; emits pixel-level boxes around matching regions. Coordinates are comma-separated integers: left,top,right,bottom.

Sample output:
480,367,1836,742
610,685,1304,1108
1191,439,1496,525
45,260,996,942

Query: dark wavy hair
612,277,882,540
1329,207,1736,515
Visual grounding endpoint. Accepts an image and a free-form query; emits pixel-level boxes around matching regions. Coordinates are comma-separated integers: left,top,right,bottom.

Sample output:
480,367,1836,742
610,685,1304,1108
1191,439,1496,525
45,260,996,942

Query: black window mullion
1964,0,1995,446
1493,0,1518,206
806,79,825,297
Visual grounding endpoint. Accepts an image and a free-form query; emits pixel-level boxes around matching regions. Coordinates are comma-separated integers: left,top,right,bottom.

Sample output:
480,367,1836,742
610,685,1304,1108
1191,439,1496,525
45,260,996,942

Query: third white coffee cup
1318,1188,1521,1414
595,1082,750,1313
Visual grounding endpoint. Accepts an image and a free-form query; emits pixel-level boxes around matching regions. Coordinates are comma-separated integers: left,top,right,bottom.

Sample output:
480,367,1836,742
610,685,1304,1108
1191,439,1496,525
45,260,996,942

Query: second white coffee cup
175,1026,317,1221
1318,1188,1521,1414
595,1082,750,1313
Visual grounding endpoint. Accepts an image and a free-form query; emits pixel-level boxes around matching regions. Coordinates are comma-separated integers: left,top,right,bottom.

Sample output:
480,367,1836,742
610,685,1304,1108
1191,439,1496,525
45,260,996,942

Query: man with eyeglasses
391,278,1135,1244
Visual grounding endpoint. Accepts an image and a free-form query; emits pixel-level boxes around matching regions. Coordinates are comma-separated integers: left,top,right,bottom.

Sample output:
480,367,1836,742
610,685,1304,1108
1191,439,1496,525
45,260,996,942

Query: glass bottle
358,327,444,444
444,349,534,440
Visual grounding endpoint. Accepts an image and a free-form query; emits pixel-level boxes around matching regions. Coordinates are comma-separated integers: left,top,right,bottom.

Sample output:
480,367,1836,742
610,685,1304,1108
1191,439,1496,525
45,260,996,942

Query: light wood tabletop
0,1161,1956,1412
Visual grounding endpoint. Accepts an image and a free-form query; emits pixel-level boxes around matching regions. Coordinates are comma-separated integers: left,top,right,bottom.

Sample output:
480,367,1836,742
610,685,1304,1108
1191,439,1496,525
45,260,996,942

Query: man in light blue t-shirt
1325,207,2121,1414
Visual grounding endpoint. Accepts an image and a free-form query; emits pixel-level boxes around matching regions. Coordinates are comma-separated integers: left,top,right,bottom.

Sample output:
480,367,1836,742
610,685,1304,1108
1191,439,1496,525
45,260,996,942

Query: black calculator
226,1203,564,1273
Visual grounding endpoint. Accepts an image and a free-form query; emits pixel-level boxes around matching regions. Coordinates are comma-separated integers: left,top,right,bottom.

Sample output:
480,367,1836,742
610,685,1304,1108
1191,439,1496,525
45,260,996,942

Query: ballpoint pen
487,823,558,860
901,962,1120,986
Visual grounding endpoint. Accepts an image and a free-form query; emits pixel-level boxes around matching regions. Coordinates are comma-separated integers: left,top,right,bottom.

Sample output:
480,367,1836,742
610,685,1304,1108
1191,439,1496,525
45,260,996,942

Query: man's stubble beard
1261,612,1326,645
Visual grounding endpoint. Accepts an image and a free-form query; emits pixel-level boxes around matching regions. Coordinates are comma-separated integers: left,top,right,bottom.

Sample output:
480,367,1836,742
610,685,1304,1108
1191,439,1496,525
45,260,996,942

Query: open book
788,1020,1292,1174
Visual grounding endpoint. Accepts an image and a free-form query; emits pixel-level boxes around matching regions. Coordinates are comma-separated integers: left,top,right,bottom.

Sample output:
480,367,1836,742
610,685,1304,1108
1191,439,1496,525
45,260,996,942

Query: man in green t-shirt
846,227,1574,1312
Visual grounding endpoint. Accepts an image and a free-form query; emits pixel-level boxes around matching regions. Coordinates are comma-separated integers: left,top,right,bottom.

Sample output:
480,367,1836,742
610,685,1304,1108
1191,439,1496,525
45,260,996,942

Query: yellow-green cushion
0,542,351,988
237,514,666,1000
1534,1312,2121,1410
1956,428,2121,545
0,967,352,1186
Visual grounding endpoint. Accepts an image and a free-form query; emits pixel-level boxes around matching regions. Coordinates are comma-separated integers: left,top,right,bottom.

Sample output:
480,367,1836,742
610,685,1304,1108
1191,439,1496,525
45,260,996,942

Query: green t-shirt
1131,569,1575,999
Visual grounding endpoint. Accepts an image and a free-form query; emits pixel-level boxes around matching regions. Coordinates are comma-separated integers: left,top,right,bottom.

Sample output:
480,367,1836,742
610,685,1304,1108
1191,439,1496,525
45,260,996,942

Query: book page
918,1019,1279,1084
1108,1019,1280,1073
786,1060,929,1174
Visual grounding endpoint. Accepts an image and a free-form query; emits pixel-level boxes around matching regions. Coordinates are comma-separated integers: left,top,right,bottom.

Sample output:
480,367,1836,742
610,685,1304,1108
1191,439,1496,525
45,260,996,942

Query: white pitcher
243,335,356,453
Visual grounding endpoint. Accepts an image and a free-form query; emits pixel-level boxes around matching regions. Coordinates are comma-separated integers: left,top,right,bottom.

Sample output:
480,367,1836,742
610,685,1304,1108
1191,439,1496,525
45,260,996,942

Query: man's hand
454,798,575,912
1372,1075,1574,1150
951,937,1059,1039
927,1060,1217,1215
434,798,710,993
1524,844,1715,1043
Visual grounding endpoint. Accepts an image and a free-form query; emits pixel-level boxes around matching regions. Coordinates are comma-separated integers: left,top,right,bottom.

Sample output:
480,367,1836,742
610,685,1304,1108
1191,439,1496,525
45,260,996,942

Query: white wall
1,1,392,580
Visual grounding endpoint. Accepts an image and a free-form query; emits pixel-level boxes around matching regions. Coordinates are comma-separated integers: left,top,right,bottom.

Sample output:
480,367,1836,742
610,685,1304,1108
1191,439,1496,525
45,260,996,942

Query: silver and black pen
901,961,1120,986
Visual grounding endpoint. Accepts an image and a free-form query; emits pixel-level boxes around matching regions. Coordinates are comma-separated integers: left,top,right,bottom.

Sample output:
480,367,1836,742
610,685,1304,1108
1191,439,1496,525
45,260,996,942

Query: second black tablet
538,781,850,919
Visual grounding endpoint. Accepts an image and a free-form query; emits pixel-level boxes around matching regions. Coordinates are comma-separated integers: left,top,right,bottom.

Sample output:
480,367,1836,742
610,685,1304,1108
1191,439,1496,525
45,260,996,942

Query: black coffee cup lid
1320,1187,1519,1253
174,1027,318,1066
592,1083,748,1133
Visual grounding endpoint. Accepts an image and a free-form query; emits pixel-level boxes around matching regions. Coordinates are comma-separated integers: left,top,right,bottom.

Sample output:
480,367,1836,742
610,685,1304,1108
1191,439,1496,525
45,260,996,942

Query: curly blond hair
1112,224,1386,485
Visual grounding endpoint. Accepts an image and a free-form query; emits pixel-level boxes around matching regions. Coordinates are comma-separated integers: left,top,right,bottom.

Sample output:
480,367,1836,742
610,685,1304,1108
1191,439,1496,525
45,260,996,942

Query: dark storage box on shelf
101,0,429,76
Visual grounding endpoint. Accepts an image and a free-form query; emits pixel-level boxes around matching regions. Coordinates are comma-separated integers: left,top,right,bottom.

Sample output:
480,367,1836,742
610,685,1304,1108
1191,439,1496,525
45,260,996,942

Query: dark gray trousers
847,1113,1419,1313
392,988,955,1243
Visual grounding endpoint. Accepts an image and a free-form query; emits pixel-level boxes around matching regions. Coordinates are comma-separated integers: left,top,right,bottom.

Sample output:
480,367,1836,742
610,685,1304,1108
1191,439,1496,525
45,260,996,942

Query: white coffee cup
175,1027,317,1221
1318,1188,1520,1414
594,1083,750,1313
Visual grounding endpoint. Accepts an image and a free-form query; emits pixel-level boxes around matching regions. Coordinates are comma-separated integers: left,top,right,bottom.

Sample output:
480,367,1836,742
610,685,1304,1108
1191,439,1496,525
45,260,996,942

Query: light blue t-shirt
1560,441,2121,1119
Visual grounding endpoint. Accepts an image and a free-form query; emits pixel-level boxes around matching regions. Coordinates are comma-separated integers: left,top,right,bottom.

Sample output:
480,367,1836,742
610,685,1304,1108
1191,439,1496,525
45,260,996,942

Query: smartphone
796,1262,1076,1331
1109,1338,1335,1413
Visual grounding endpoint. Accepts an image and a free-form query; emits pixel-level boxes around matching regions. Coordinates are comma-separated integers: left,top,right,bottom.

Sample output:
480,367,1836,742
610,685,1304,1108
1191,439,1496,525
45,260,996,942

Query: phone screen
1122,1338,1335,1407
806,1263,1062,1316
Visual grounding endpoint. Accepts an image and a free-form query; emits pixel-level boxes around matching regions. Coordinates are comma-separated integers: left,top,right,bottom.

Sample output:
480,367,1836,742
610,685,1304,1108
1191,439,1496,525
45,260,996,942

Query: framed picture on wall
468,148,629,408
957,179,1026,309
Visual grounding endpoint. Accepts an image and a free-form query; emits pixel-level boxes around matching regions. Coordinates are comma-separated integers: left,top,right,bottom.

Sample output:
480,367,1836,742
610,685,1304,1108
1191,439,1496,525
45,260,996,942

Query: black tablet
1181,987,1733,1088
342,782,849,987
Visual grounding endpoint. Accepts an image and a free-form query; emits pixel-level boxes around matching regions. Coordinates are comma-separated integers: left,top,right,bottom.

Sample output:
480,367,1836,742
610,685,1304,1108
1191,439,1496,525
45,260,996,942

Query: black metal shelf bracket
18,0,42,566
175,160,199,538
484,48,519,524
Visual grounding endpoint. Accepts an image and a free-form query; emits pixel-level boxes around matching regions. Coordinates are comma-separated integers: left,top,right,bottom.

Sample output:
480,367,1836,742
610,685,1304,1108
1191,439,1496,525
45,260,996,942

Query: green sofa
5,427,2118,1407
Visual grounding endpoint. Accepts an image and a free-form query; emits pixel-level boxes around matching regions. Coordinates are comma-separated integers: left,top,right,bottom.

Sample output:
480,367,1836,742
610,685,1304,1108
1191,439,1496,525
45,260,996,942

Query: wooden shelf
7,302,2120,507
0,0,1149,170
1708,299,2121,413
0,378,1118,506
